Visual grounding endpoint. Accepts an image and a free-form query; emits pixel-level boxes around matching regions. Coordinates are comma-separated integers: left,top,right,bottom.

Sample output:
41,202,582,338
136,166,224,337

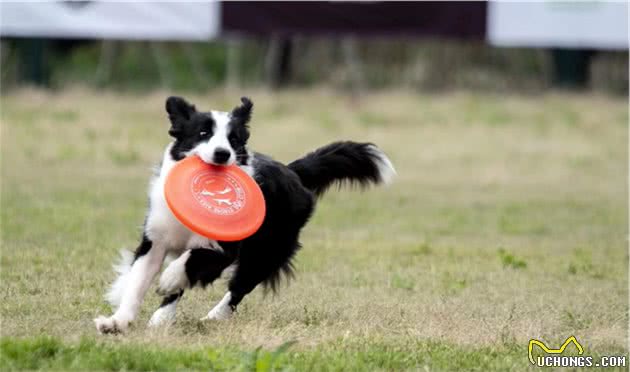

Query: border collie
94,96,395,333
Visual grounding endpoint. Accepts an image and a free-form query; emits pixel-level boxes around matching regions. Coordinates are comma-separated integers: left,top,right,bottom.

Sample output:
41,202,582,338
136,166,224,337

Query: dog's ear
166,96,196,136
231,97,253,126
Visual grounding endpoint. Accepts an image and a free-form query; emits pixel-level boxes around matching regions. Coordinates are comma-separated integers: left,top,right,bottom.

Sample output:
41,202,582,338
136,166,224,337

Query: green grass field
1,89,627,371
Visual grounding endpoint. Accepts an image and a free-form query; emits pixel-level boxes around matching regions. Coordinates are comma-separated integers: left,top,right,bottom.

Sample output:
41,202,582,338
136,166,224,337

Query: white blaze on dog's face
165,96,252,165
190,110,234,165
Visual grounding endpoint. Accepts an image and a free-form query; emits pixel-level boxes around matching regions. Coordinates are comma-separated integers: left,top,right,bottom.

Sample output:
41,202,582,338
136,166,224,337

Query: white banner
488,2,628,50
0,2,220,41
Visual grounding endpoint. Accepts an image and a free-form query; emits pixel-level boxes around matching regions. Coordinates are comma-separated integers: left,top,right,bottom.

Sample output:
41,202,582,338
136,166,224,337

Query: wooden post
150,42,173,89
342,36,364,99
95,40,116,86
225,38,241,91
265,35,293,89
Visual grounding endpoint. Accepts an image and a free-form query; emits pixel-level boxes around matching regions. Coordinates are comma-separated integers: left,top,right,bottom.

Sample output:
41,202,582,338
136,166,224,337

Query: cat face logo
191,172,245,215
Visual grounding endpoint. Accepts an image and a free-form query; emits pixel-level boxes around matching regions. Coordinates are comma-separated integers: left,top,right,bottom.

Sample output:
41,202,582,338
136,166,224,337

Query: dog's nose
212,148,231,164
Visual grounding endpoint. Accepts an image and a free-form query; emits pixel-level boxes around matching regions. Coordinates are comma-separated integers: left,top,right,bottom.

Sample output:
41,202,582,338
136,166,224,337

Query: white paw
200,292,233,321
200,308,232,321
94,315,129,334
148,305,177,327
156,252,190,296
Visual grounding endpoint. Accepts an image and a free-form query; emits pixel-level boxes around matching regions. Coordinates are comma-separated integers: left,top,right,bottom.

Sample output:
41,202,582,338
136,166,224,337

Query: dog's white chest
144,144,217,252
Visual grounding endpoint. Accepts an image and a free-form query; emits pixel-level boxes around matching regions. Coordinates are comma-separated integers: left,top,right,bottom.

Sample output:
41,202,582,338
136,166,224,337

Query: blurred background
0,1,627,94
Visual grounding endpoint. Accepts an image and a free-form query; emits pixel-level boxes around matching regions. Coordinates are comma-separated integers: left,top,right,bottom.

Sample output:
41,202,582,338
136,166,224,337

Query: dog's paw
148,307,176,328
200,312,231,322
94,315,129,334
200,304,233,321
156,253,190,296
201,292,234,321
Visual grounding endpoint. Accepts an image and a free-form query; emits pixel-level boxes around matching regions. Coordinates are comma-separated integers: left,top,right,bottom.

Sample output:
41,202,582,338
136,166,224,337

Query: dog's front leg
95,238,166,334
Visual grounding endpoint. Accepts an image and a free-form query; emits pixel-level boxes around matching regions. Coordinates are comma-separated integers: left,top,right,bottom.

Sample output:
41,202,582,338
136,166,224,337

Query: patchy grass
497,248,527,270
1,336,627,371
1,88,627,370
4,336,627,372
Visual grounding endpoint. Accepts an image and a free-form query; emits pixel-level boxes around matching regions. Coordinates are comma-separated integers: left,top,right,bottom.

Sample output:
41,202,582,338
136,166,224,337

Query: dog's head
166,96,253,165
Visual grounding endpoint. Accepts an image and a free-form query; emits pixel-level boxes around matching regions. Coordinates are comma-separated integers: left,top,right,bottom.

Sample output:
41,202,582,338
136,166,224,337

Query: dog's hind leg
95,234,166,334
203,271,259,321
148,290,184,327
203,239,300,321
151,246,236,325
148,249,195,328
206,267,265,321
156,250,193,297
157,247,236,295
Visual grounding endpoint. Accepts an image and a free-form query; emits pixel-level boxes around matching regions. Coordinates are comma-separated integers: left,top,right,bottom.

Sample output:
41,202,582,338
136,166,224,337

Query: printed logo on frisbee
191,171,245,215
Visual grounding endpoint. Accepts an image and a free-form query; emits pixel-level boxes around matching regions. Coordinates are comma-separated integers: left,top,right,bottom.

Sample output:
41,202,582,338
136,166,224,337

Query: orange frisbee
164,156,266,241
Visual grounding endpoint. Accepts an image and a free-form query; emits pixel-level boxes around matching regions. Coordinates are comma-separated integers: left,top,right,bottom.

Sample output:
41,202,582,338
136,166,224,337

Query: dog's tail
288,141,396,198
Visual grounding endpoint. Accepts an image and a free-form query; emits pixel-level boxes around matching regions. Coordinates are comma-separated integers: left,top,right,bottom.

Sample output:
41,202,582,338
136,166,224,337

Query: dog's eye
200,131,208,137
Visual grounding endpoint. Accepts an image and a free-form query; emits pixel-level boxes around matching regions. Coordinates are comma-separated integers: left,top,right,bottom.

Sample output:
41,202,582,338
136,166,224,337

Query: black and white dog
94,96,395,333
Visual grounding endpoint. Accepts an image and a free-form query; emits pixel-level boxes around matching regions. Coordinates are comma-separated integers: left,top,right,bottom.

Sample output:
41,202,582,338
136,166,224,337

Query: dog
94,96,395,333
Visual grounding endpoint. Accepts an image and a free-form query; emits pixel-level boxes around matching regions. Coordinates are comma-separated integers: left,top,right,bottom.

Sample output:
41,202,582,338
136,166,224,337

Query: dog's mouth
200,157,234,167
189,148,235,167
209,161,231,166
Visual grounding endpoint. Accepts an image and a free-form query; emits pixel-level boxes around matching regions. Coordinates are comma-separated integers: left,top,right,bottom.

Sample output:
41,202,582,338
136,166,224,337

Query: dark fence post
551,49,594,89
16,38,50,87
265,36,293,89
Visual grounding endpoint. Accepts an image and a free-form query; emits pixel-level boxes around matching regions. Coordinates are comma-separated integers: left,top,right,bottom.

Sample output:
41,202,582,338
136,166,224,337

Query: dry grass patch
1,88,627,370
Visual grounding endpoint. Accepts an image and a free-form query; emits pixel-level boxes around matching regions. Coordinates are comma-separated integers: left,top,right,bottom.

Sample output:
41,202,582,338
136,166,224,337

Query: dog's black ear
231,97,253,125
166,96,196,136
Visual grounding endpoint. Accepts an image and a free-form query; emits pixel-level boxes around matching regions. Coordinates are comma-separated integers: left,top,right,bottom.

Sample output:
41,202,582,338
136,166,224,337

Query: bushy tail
288,141,396,198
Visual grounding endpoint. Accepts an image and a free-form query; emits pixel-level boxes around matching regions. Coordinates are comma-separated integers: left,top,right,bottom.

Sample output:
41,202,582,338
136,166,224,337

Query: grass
1,88,627,370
